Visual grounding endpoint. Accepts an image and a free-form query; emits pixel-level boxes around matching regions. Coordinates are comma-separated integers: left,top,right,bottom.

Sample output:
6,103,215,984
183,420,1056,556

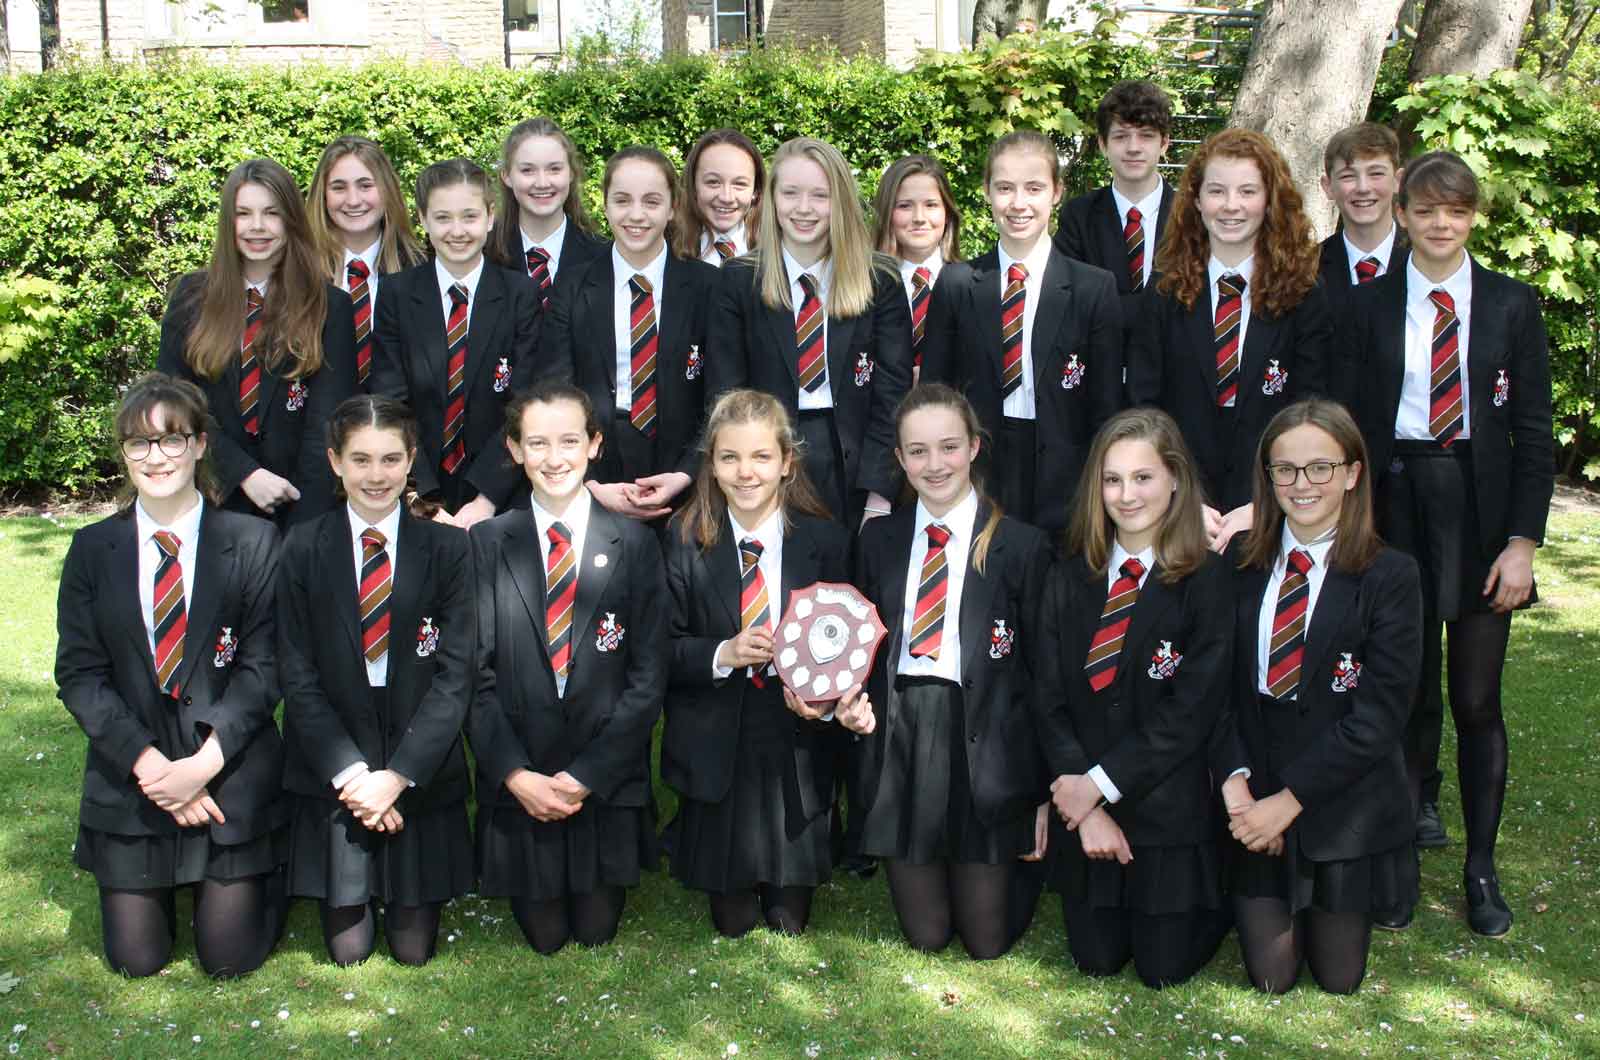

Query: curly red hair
1155,129,1319,318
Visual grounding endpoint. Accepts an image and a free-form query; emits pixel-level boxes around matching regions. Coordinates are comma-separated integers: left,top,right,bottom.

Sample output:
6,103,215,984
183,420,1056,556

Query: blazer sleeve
158,276,258,499
1291,284,1334,401
1506,284,1556,545
1031,564,1094,779
857,266,915,498
666,532,725,690
276,530,366,785
1083,267,1126,431
465,524,534,787
1053,202,1088,263
567,530,669,801
54,532,157,777
288,295,358,525
387,530,477,788
1096,560,1232,804
192,522,281,757
1124,295,1162,409
1276,557,1423,810
704,263,752,402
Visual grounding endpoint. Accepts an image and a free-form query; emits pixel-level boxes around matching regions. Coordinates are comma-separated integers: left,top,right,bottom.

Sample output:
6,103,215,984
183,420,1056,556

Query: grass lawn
1,511,1598,1059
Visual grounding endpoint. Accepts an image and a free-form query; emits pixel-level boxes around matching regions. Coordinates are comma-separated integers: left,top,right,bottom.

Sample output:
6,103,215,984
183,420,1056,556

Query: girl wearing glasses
55,373,288,978
1213,399,1422,995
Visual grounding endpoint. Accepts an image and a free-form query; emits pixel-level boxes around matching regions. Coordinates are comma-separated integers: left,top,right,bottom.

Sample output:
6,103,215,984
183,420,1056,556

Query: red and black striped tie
151,530,186,698
347,258,373,386
628,275,658,438
1214,273,1245,408
545,521,577,683
739,537,771,686
713,238,736,262
1000,263,1027,399
239,287,263,436
795,273,827,394
441,282,469,476
1428,288,1464,446
1124,206,1146,291
359,528,391,666
910,266,932,368
526,246,552,308
908,523,952,659
1085,556,1144,692
1266,548,1313,700
1354,256,1381,285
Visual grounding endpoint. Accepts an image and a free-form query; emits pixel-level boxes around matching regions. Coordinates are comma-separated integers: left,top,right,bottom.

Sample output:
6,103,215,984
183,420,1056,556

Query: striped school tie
1354,256,1381,285
628,275,658,438
739,537,771,687
347,258,373,386
525,246,552,308
1428,288,1464,447
713,238,736,262
795,273,827,394
151,530,186,698
441,282,469,476
1214,273,1245,408
1085,557,1144,693
239,287,263,436
1000,263,1027,399
545,521,577,682
910,266,932,368
907,523,952,659
1124,206,1146,291
358,528,392,666
1266,548,1313,700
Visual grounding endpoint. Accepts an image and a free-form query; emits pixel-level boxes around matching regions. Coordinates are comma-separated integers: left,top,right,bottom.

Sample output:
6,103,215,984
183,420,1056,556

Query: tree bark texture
1409,0,1535,79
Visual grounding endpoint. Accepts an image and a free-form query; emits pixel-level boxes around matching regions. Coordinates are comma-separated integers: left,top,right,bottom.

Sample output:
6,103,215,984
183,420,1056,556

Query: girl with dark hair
158,158,357,526
278,395,475,966
56,373,288,978
674,128,765,266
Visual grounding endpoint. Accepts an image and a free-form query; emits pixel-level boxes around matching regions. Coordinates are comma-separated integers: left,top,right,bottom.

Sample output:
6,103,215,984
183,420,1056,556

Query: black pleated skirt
860,678,1034,865
1227,833,1418,916
286,797,474,908
75,824,287,891
1048,817,1224,915
477,798,652,901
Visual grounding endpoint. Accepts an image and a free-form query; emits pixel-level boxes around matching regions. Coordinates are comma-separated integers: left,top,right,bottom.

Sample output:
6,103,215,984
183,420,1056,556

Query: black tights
884,858,1014,960
1063,901,1229,989
708,885,815,938
1233,896,1371,995
320,900,443,967
101,870,284,978
510,886,626,954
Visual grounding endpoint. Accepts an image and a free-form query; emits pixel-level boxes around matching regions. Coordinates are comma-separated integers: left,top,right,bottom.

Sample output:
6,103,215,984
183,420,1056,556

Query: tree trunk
1230,0,1406,241
1409,0,1534,79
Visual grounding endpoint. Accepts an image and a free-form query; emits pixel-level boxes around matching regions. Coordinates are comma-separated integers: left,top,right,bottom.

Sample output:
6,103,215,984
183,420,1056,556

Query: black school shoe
1415,801,1449,848
1373,904,1414,931
1465,873,1513,937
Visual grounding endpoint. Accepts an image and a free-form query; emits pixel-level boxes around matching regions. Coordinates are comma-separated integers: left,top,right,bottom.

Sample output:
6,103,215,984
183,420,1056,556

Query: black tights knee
1234,896,1371,995
511,887,626,954
885,859,1014,960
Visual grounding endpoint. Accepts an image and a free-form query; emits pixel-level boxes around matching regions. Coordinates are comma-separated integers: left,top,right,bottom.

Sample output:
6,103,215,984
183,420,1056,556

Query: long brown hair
180,158,329,381
672,128,765,260
602,146,680,248
677,389,831,552
488,117,595,267
894,383,1003,575
871,154,961,262
1155,129,1319,318
1238,399,1382,574
305,137,424,278
1066,407,1206,583
114,372,220,511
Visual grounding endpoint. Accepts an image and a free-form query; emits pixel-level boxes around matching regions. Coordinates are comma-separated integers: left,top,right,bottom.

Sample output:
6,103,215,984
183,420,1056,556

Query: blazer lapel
1320,236,1352,292
709,528,743,631
877,511,917,665
1094,188,1124,277
1466,260,1506,438
970,251,1004,388
826,305,862,396
467,266,504,395
1377,263,1408,434
778,521,819,619
584,257,619,393
501,517,551,663
108,517,160,688
411,275,451,407
1153,180,1175,254
957,504,1003,677
766,265,801,389
387,512,431,680
1237,565,1271,709
1237,306,1280,413
1031,251,1072,390
1120,563,1179,682
1302,566,1358,699
658,254,695,377
328,509,364,662
571,507,621,657
1187,293,1219,396
174,507,231,691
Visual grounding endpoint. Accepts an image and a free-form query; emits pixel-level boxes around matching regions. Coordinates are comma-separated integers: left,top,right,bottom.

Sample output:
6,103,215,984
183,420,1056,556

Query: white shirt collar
998,237,1052,280
1405,250,1472,309
435,256,485,302
531,486,593,541
135,495,204,548
1208,254,1256,289
612,243,668,296
702,221,747,255
1279,522,1337,569
782,247,833,300
346,500,402,546
342,239,382,277
244,278,269,298
1108,539,1156,581
522,217,568,263
1110,179,1164,229
899,249,944,285
727,505,784,550
1343,223,1396,272
913,486,980,543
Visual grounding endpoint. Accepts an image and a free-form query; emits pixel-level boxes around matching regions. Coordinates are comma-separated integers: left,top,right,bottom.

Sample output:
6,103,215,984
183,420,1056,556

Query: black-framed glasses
121,433,194,461
1266,460,1346,486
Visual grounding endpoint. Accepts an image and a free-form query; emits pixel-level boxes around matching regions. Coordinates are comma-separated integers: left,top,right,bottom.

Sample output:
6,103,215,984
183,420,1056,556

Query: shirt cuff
1227,767,1252,781
711,641,734,680
330,761,368,790
1087,764,1122,805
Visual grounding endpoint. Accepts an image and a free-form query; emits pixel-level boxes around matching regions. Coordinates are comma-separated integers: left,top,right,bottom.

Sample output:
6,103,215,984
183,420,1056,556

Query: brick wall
763,0,842,49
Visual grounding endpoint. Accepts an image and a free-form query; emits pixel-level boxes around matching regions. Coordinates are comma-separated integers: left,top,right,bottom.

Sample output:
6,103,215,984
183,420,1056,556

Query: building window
506,0,542,32
712,0,748,48
261,0,310,22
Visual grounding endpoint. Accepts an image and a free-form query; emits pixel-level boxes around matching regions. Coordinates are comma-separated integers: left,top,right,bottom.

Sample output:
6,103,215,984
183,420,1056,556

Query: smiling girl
488,117,606,306
674,128,764,266
871,155,961,380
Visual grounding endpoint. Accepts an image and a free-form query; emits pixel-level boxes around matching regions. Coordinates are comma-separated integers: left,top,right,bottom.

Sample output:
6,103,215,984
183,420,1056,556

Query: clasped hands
1221,773,1297,856
134,737,225,829
1049,772,1131,865
338,766,410,833
505,767,591,823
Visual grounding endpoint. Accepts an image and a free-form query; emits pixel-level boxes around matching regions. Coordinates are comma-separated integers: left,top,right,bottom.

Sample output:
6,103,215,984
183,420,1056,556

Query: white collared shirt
1342,223,1396,285
699,221,748,266
522,219,569,283
1256,524,1337,698
783,248,835,412
896,488,980,681
711,507,785,680
612,244,669,409
341,238,382,317
434,256,485,327
1087,540,1155,804
998,237,1054,420
1207,254,1256,354
346,501,403,688
1399,252,1473,441
1110,180,1165,288
899,250,945,307
530,487,594,699
135,496,203,663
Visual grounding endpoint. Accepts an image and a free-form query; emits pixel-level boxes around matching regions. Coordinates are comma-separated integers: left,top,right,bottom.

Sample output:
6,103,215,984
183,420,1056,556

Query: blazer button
969,734,978,744
182,695,193,706
963,678,974,689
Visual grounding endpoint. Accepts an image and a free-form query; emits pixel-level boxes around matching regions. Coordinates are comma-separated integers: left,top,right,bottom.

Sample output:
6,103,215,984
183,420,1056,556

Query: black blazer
157,272,357,526
1212,545,1422,861
704,254,914,500
1316,228,1406,306
544,248,720,481
277,507,474,811
661,513,852,822
919,247,1124,534
1349,258,1556,553
1053,181,1175,333
371,260,542,510
55,505,285,843
1127,283,1334,511
852,504,1052,825
1034,551,1232,846
468,503,668,809
509,225,609,358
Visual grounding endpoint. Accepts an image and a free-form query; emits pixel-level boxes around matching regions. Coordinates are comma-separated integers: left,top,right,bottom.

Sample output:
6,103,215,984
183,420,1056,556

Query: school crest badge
1061,352,1085,390
213,627,237,668
1331,652,1362,693
685,344,703,380
1147,640,1182,680
989,619,1015,660
1262,359,1287,396
854,351,874,387
415,617,440,658
285,379,308,412
492,357,512,394
1493,368,1509,408
595,612,625,653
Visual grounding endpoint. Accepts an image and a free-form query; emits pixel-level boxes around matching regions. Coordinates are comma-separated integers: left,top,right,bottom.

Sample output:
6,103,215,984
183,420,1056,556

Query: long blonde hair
305,137,424,279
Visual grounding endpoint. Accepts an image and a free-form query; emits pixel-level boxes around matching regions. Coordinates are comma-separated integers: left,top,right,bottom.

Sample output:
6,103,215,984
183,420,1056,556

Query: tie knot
1120,556,1145,581
361,527,386,554
797,272,818,299
346,258,369,281
1126,206,1142,225
449,282,468,307
739,536,763,564
912,266,932,290
153,530,181,557
1287,548,1313,577
245,287,263,311
630,273,653,296
713,238,736,260
1429,288,1455,315
926,523,951,548
1218,273,1245,297
548,521,572,548
526,246,550,267
1007,262,1028,285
